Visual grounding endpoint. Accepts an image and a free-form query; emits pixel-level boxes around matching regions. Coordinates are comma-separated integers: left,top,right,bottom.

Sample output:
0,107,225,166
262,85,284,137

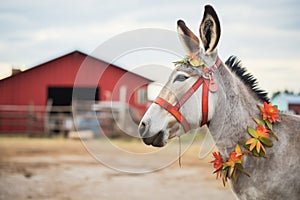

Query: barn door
47,86,100,106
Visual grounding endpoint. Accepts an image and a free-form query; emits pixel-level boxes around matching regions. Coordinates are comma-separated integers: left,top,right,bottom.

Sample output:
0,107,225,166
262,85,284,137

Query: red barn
0,50,151,134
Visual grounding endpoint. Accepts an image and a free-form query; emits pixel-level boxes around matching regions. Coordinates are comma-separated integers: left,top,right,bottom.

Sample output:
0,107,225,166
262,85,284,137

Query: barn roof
0,50,152,82
278,94,300,104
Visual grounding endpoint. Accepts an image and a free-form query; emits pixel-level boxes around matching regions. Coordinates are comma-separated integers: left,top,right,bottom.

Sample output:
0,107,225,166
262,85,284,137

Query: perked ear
199,5,221,53
177,20,200,55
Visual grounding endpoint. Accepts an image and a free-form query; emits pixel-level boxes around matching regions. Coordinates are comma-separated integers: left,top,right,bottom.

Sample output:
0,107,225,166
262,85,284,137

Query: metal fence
0,101,140,138
0,103,64,136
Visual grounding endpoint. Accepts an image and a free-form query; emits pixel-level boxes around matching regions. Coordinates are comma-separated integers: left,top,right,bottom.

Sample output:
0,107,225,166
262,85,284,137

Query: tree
271,90,295,100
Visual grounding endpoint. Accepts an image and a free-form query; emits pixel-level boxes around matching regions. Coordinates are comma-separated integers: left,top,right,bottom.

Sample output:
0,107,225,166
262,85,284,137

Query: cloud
240,58,300,94
0,0,299,94
0,62,12,79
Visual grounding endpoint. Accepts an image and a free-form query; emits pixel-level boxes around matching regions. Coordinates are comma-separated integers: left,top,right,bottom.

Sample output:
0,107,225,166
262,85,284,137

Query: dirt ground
0,136,236,200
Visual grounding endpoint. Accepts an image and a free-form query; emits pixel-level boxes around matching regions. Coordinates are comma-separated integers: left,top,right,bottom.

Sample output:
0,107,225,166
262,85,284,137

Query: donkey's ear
199,5,221,53
177,20,200,55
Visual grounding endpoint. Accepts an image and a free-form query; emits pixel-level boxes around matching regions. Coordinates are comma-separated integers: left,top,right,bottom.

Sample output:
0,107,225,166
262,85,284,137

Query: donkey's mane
225,56,269,103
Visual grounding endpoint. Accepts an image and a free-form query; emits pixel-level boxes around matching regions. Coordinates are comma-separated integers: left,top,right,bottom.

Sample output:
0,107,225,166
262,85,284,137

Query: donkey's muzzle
138,122,165,147
138,121,148,137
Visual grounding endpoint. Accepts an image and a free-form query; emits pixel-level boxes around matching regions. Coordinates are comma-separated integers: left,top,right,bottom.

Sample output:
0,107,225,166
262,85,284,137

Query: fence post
44,99,52,136
28,103,34,137
119,86,127,131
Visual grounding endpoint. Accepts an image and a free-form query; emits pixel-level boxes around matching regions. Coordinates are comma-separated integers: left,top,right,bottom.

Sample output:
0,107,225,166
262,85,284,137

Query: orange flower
260,102,279,123
256,125,269,138
210,152,223,178
211,152,223,170
246,125,273,156
224,145,246,180
226,145,243,166
246,138,266,155
211,145,249,185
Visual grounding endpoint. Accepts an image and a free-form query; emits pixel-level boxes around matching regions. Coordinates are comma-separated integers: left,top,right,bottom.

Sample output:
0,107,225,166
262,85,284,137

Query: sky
1,0,300,96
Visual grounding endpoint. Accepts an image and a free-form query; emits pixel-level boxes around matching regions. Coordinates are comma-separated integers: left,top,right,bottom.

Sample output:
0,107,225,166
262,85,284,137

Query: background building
0,51,151,135
271,93,300,114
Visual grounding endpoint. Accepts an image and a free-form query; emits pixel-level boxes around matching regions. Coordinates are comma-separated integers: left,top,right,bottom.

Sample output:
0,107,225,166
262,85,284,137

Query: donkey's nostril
138,121,148,137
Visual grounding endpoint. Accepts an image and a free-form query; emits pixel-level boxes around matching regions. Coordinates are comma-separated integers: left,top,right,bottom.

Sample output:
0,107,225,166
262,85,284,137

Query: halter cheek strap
201,79,209,126
154,97,191,132
154,57,222,133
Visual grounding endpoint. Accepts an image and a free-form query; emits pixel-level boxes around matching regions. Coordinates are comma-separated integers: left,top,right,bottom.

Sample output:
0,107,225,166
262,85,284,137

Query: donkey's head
138,5,222,147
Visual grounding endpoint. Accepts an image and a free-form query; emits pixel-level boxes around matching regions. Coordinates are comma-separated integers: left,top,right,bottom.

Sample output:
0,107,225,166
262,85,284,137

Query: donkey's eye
173,74,189,82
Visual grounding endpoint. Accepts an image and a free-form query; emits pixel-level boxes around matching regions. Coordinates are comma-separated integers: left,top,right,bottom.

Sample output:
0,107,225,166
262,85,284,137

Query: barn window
136,88,147,105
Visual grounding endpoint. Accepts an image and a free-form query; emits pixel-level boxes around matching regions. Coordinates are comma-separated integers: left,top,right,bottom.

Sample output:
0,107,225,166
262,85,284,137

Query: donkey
138,5,300,200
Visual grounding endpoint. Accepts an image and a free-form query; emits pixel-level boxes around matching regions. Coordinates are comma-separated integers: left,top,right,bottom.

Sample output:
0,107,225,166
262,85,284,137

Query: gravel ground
0,137,236,200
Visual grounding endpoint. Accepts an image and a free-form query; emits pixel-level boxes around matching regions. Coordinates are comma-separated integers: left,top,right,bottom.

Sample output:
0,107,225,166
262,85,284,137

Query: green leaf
190,58,202,66
173,61,181,65
253,151,260,157
173,60,184,64
222,169,229,185
270,130,279,141
257,105,262,111
251,148,260,157
253,117,265,126
235,163,250,177
249,145,266,157
173,56,189,64
265,120,273,131
260,137,273,147
240,140,247,146
228,165,235,178
233,170,239,183
222,176,227,187
247,127,258,138
259,149,266,157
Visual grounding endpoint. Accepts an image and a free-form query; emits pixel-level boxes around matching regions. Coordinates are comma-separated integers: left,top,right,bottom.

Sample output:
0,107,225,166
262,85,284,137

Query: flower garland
210,102,280,186
173,52,206,68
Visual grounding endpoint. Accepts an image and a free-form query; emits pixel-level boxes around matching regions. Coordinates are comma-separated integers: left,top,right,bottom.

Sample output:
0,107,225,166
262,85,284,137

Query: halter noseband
154,57,222,133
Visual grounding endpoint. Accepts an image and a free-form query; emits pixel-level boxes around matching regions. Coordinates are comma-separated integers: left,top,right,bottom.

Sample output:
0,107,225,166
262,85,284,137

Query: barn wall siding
0,51,150,114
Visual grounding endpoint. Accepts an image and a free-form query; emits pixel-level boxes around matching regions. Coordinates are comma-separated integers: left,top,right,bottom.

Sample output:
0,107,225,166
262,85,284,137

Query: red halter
154,57,222,133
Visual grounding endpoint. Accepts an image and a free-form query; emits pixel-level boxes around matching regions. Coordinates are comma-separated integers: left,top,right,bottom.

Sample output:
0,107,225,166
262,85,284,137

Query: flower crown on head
173,51,207,68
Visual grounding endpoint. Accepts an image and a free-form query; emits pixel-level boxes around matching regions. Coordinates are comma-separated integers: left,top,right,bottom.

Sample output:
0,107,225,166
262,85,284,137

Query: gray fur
209,61,300,200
